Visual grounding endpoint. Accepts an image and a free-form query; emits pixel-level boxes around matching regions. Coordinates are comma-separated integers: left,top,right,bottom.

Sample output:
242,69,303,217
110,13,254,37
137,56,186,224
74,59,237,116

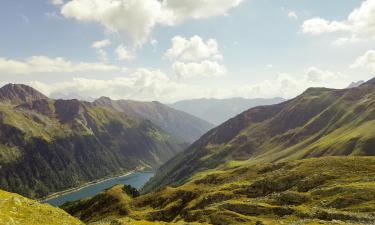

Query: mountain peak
362,77,375,86
0,83,48,104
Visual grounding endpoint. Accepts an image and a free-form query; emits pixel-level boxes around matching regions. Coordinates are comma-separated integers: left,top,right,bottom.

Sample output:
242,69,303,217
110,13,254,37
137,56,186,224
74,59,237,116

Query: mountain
0,84,184,199
143,78,375,193
63,157,375,225
94,97,214,143
0,84,48,104
347,80,365,88
169,97,285,125
0,189,83,225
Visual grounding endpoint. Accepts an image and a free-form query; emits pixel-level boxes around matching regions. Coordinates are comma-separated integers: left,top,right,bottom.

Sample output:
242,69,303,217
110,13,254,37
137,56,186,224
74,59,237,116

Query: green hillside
0,189,83,225
63,157,375,225
143,79,375,193
0,84,184,199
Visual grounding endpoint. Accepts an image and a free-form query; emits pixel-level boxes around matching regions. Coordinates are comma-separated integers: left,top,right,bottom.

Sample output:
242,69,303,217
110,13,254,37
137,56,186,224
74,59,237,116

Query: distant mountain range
0,84,211,199
169,97,286,125
144,78,375,193
94,97,214,144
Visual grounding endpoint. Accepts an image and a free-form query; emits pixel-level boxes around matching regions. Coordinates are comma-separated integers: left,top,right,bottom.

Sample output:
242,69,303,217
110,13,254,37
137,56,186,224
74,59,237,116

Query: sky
0,0,374,103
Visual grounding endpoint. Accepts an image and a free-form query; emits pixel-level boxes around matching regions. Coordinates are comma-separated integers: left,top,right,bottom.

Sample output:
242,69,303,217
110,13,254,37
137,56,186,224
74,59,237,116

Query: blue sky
0,0,374,102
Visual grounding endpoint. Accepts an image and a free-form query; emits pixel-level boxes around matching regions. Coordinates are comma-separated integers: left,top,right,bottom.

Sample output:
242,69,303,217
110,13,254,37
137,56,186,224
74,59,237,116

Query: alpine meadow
0,0,375,225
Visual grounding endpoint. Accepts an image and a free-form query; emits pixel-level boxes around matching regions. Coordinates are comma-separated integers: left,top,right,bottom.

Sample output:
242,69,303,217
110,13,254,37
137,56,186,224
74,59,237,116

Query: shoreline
40,167,151,203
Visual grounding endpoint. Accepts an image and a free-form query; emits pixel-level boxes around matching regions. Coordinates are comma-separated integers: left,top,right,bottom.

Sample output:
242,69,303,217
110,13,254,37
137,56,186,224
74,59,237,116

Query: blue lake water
45,172,154,207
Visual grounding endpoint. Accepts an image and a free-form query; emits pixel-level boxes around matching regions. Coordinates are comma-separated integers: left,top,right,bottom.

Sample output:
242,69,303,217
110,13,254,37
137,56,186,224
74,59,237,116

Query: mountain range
169,97,285,125
59,78,375,225
1,79,375,225
0,84,211,199
143,78,375,193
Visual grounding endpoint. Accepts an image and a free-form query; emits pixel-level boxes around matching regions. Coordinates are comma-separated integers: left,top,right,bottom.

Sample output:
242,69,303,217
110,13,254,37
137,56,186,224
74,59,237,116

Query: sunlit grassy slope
0,189,83,225
143,79,375,193
63,156,375,225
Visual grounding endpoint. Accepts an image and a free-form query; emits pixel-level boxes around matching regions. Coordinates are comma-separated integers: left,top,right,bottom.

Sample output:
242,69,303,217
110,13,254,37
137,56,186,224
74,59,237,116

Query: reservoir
45,172,154,206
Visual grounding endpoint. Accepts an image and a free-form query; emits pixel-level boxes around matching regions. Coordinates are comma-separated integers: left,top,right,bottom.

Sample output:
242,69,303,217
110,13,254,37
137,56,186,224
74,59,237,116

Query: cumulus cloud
351,50,375,72
60,0,243,46
115,45,135,61
173,60,227,79
165,36,223,62
0,56,126,74
51,0,64,6
302,0,375,43
288,11,298,20
17,66,352,103
92,39,111,61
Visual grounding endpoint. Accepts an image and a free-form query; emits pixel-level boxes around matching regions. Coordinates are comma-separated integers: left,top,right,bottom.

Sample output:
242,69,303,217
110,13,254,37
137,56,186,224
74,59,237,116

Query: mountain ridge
0,84,184,199
94,96,214,143
143,78,375,193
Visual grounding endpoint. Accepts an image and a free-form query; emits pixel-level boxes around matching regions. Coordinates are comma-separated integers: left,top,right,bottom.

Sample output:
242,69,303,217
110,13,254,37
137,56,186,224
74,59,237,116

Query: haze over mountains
169,97,286,125
0,84,211,199
94,97,214,143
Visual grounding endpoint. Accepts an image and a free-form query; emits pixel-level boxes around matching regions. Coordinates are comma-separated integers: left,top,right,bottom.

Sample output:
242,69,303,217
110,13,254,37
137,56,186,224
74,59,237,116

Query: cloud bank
60,0,243,46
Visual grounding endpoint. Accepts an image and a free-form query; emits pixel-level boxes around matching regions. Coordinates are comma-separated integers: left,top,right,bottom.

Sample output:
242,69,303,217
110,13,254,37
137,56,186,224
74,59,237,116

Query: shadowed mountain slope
94,97,214,144
0,84,184,199
143,78,375,193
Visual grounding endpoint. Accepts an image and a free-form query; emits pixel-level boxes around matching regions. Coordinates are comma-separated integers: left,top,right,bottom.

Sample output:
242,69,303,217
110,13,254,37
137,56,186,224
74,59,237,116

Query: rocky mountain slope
63,157,375,225
143,78,375,193
94,97,214,144
0,189,83,225
0,84,184,199
169,97,285,125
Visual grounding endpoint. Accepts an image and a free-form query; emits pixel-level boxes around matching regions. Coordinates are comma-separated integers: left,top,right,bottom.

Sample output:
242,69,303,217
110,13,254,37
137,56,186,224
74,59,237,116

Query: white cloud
115,45,135,61
150,39,158,46
23,66,352,103
288,11,298,20
51,0,64,6
60,0,243,46
92,39,111,61
0,56,126,74
302,18,350,35
92,39,111,49
165,36,223,62
173,60,227,79
351,50,375,72
302,0,375,42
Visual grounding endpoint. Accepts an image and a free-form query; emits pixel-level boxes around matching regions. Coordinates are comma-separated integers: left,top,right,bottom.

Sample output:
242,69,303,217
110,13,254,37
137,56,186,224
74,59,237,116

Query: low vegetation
0,189,83,225
63,156,375,225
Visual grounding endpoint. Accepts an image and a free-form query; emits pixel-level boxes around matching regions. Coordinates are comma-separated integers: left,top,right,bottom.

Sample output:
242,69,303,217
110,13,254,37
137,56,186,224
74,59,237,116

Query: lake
45,172,154,207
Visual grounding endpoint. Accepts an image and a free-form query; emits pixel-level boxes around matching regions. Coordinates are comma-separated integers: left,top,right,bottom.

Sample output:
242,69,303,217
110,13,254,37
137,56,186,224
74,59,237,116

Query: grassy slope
142,80,375,193
63,156,375,225
0,189,83,225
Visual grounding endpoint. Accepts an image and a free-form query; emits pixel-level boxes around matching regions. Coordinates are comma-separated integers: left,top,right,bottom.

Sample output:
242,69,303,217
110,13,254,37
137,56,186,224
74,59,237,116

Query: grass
63,156,375,225
0,189,83,225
